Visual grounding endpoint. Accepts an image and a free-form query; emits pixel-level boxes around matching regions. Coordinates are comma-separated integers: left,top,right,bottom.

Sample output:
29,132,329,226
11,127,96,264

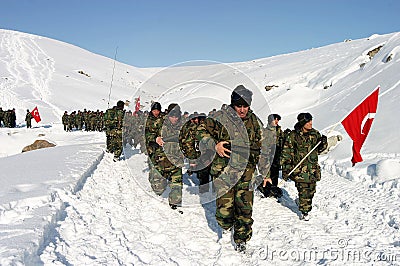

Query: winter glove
319,135,327,145
318,135,328,153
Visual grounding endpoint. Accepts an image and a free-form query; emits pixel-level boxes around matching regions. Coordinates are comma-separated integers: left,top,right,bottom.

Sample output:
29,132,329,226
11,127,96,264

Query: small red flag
341,87,379,165
31,106,41,123
135,97,140,113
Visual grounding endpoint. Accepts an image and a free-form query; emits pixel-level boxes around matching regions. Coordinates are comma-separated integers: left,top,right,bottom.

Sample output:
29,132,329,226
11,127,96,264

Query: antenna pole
107,46,118,108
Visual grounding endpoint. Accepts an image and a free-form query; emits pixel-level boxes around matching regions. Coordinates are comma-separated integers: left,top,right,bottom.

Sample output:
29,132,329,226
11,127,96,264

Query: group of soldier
103,85,328,253
0,107,16,128
0,107,37,128
62,109,106,132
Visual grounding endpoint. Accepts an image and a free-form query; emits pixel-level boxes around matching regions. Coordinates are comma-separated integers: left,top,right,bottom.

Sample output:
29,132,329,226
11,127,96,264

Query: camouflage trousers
295,181,316,214
149,158,182,206
106,129,123,158
214,166,255,244
148,159,167,195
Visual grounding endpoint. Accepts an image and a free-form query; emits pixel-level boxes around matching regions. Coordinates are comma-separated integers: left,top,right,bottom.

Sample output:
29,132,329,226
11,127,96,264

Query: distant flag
341,86,380,166
31,106,41,123
135,97,140,113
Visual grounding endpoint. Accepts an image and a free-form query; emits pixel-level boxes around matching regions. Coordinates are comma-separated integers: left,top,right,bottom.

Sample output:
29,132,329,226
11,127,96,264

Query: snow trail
40,149,399,265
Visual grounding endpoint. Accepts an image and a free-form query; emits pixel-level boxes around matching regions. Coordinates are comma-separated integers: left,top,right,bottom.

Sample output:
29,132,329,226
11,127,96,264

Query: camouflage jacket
25,112,33,122
196,104,263,178
144,112,164,157
280,127,328,183
103,107,124,131
179,120,200,160
161,117,184,168
62,114,69,124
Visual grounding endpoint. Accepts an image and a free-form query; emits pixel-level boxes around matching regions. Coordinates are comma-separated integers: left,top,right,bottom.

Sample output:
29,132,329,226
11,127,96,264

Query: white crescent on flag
360,112,375,135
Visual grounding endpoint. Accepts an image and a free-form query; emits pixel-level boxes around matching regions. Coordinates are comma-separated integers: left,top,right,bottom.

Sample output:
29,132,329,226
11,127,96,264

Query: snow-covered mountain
0,29,399,265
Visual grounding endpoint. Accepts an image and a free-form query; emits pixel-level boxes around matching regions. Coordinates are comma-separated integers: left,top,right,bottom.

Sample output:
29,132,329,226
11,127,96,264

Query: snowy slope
0,29,399,265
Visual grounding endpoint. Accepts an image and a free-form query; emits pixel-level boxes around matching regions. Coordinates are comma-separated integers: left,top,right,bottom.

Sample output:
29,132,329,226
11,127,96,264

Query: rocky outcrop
22,140,56,153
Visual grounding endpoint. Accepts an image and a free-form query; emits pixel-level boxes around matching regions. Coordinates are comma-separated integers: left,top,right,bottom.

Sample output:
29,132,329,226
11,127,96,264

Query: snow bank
0,143,103,265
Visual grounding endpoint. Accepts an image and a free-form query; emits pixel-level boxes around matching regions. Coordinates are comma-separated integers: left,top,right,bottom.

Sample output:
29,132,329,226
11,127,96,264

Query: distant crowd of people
0,107,16,128
62,109,105,132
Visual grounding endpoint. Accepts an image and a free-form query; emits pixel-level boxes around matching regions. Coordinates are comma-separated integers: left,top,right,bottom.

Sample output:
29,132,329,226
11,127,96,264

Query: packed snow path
40,150,400,265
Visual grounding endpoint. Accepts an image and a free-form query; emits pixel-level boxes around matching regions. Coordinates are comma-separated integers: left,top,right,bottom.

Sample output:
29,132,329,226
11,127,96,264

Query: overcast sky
1,0,399,67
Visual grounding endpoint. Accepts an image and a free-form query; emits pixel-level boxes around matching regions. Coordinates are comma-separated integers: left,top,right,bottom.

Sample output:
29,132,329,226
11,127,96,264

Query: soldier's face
270,118,279,126
152,109,160,117
168,115,179,125
234,105,249,119
303,120,313,131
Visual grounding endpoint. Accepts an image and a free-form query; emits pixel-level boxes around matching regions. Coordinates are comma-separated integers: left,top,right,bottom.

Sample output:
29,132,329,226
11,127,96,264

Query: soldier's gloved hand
319,135,327,146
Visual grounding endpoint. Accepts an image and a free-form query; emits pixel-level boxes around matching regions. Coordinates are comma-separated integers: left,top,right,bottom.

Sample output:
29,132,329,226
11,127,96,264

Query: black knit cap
151,102,162,111
297,112,313,127
231,85,253,107
117,100,125,109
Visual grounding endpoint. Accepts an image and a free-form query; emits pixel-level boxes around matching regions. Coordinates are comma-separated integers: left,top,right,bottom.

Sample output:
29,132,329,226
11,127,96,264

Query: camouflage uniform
103,102,125,159
68,112,75,131
257,117,285,197
180,114,212,193
159,112,184,207
75,111,83,130
9,109,16,128
83,110,89,131
196,102,263,245
62,112,69,131
145,109,166,195
146,103,184,207
25,110,33,128
280,113,327,216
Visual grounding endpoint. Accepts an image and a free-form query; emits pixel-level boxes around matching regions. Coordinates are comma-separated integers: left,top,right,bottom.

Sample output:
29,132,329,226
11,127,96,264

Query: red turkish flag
341,87,379,165
135,97,140,113
31,106,41,123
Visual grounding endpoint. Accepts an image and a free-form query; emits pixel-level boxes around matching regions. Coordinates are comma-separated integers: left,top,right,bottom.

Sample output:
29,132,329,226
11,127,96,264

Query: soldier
280,112,327,221
25,109,33,128
62,111,69,131
179,113,199,176
68,111,75,131
182,111,190,124
180,112,212,193
258,113,285,198
10,109,16,128
195,85,272,252
160,104,184,210
147,103,184,211
76,110,84,130
145,102,167,195
83,109,89,131
195,113,212,193
103,100,125,161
